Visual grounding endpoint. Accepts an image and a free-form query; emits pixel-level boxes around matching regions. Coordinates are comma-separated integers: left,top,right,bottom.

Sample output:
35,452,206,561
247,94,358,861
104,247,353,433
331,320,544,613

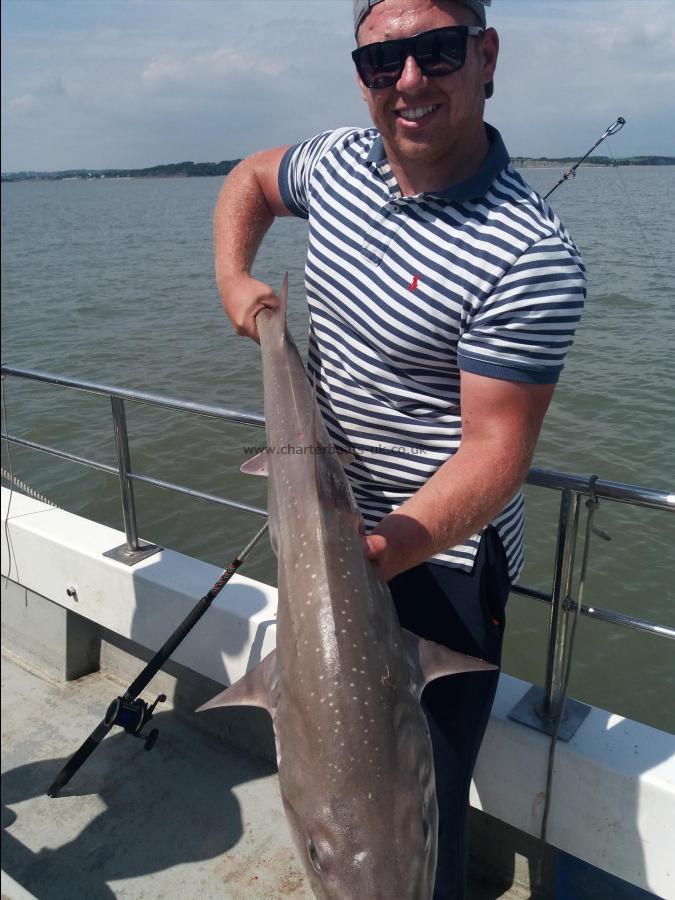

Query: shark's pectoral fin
240,451,280,556
195,649,277,716
402,629,498,697
240,451,269,477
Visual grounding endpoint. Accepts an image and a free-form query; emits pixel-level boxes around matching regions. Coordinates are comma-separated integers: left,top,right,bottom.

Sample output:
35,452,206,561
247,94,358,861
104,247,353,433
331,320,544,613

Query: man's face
356,0,498,173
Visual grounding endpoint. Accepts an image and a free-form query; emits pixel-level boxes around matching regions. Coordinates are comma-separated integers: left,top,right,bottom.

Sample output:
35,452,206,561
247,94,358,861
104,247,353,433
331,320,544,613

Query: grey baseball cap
352,0,494,97
353,0,491,35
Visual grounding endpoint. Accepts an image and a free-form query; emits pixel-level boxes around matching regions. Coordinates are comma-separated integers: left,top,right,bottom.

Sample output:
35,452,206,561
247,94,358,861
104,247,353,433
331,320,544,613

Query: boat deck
1,651,519,900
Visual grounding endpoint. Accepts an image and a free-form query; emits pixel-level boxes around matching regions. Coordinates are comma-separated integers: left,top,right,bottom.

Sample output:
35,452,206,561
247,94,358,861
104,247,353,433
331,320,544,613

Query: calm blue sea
2,166,674,731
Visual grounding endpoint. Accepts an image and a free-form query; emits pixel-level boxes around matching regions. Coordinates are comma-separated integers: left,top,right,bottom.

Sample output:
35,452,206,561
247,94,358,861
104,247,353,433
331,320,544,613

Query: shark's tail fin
257,272,288,347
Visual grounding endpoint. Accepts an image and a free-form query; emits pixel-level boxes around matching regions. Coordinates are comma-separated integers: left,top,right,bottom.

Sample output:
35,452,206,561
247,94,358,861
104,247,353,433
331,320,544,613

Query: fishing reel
104,693,166,751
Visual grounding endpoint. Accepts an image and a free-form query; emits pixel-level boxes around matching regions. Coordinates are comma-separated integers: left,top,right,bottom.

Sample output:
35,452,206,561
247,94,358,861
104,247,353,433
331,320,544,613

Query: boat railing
2,363,674,738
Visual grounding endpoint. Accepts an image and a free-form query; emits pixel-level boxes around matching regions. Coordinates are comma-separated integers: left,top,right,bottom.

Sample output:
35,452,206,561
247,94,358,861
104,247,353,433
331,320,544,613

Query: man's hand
220,274,280,343
362,514,431,583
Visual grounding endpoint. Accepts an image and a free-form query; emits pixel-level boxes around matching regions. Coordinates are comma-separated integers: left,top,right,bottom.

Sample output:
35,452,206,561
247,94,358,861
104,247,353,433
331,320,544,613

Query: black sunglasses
352,25,484,90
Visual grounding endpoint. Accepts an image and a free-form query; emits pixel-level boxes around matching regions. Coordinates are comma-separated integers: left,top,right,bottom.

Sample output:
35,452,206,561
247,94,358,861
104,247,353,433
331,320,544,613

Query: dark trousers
388,526,510,900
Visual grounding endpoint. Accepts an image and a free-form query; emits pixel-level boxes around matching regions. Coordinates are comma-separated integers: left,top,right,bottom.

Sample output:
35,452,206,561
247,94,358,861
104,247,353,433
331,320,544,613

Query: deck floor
1,651,522,900
1,651,312,899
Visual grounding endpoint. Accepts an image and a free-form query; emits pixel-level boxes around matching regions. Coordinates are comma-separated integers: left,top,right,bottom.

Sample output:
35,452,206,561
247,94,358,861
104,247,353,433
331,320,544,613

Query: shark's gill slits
308,839,322,872
423,817,431,851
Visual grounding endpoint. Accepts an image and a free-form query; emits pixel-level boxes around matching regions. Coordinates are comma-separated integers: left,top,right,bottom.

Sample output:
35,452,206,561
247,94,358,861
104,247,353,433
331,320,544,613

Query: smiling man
214,1,585,897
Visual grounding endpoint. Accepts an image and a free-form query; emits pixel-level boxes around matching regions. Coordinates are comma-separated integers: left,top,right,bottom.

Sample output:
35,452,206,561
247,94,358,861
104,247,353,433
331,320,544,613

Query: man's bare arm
214,146,291,341
364,372,555,581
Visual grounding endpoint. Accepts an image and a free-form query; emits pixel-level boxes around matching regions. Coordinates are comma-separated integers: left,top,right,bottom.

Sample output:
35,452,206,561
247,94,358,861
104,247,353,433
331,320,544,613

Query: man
214,1,585,896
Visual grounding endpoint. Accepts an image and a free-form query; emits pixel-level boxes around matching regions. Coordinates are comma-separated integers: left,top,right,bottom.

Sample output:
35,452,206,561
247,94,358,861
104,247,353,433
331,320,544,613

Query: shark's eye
308,840,322,872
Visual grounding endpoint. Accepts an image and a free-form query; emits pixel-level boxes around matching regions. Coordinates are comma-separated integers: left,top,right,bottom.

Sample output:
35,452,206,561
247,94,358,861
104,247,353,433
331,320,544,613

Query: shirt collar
366,123,509,203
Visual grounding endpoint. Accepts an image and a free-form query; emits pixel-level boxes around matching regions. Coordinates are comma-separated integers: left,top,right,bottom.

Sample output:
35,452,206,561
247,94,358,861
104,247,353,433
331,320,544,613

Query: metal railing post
508,488,591,740
540,488,581,722
107,396,160,564
110,396,140,551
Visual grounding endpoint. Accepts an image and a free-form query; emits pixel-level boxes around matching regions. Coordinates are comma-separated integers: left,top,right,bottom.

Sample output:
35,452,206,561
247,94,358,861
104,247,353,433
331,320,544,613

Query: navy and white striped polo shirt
278,124,585,580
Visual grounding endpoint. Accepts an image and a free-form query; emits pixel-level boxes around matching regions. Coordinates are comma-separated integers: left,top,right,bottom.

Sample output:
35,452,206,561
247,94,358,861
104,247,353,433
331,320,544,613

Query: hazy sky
2,0,674,172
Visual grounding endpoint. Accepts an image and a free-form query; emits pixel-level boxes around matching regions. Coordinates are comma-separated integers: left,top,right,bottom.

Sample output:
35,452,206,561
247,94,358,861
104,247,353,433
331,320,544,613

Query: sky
1,0,674,172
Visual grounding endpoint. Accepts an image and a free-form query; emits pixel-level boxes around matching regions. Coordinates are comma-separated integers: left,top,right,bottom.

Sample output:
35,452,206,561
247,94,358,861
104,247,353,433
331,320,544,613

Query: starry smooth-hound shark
198,275,496,899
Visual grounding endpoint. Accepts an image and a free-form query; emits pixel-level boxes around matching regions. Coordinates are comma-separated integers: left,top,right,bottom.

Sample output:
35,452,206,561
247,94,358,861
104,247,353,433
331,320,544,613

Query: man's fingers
363,533,387,560
247,292,281,342
222,276,281,341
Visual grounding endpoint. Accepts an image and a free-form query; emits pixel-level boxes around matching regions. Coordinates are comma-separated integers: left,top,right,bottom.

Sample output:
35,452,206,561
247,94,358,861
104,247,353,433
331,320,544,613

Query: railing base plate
508,685,591,742
103,542,162,566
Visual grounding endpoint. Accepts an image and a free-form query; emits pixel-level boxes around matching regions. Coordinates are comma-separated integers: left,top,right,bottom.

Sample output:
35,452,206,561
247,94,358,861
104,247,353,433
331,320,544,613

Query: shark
198,275,497,899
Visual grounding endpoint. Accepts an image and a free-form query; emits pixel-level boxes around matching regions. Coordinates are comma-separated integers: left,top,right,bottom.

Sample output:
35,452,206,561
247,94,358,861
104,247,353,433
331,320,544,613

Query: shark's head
279,713,438,899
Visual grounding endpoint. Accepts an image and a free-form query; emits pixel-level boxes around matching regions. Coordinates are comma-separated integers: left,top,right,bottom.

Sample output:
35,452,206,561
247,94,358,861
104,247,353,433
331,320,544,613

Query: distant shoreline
2,155,673,183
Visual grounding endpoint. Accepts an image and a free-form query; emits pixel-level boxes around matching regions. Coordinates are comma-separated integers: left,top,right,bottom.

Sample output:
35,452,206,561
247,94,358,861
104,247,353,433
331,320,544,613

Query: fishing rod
47,520,269,798
544,116,626,199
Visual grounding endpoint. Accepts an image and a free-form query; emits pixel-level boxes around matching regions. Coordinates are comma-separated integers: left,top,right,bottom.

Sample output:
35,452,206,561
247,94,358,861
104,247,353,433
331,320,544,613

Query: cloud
9,94,39,114
141,46,287,92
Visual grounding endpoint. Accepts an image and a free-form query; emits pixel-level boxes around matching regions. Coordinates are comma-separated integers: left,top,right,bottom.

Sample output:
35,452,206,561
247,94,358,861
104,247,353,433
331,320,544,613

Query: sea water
2,166,674,731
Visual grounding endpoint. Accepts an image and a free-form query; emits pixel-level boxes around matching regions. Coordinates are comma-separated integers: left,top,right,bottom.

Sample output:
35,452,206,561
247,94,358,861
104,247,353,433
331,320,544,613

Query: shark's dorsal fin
402,629,497,699
195,649,277,716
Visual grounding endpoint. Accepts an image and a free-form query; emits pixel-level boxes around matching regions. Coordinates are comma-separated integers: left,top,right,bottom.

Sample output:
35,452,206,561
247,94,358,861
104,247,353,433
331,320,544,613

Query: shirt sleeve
278,128,358,219
457,235,586,385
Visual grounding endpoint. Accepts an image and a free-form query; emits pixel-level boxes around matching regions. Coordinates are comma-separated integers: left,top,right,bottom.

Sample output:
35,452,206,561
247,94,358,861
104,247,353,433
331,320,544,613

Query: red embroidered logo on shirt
408,274,420,292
